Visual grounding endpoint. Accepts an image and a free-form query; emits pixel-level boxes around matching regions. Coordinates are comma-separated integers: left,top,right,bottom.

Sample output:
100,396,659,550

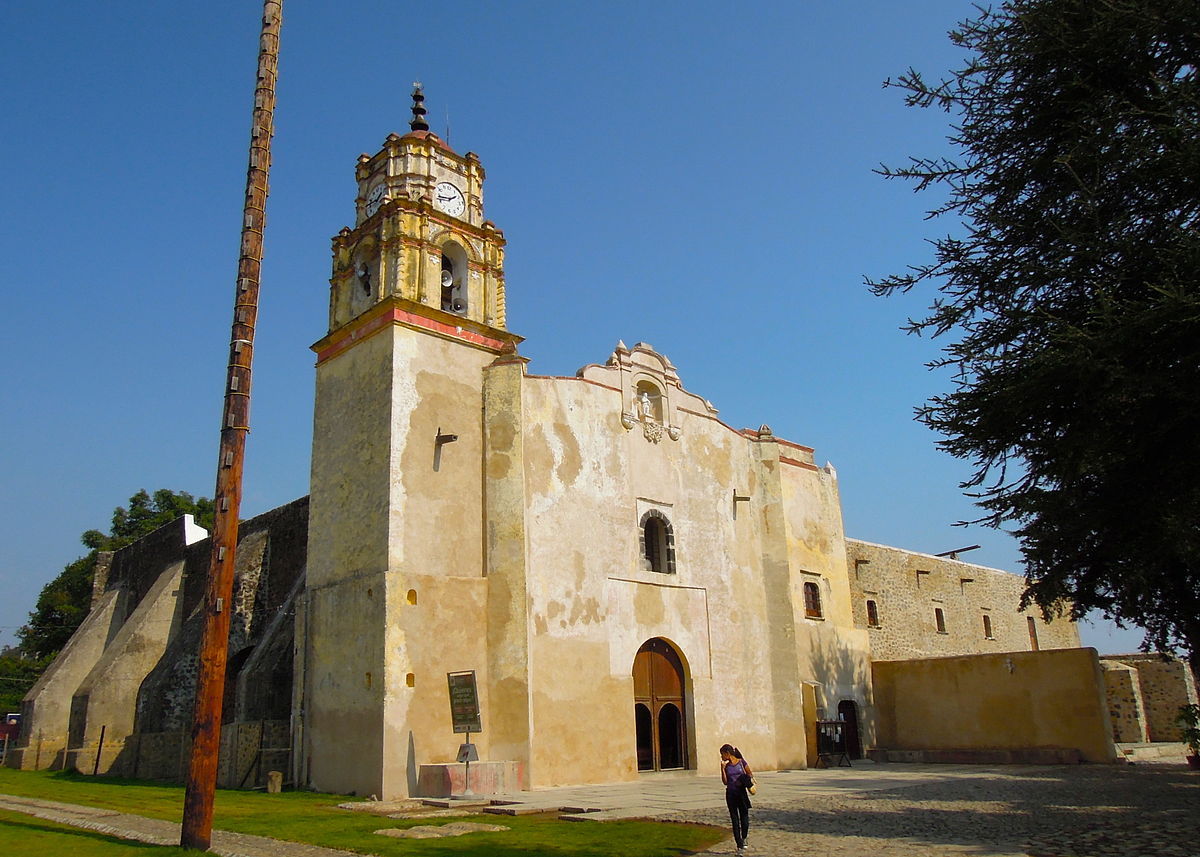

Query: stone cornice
312,296,523,365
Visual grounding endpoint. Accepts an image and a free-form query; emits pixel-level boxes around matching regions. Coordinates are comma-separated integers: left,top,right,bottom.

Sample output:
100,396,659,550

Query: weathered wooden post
180,0,282,849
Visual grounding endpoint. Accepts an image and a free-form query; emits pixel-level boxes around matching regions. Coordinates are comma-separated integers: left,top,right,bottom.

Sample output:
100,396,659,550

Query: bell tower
303,85,522,799
324,83,512,340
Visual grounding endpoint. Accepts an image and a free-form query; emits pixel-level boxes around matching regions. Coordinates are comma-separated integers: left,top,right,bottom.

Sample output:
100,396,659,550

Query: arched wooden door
633,639,688,771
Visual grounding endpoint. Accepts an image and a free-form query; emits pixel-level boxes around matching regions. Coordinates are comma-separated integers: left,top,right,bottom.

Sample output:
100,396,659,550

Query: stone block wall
1101,661,1149,743
1102,653,1198,742
53,720,290,787
136,497,308,735
846,539,1079,661
216,720,292,789
12,499,307,784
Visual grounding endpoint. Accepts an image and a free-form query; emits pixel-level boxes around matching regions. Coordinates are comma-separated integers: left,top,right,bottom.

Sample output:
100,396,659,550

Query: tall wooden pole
181,1,282,849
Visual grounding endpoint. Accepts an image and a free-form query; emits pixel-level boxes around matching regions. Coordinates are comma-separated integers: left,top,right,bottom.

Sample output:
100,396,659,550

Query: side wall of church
9,501,308,777
845,539,1080,660
777,458,875,756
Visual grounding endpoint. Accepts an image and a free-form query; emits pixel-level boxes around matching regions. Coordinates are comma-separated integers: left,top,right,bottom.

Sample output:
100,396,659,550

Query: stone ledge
415,761,521,797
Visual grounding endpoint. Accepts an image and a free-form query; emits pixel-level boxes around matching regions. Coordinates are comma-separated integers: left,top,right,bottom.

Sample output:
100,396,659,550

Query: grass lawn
0,768,725,856
0,809,196,857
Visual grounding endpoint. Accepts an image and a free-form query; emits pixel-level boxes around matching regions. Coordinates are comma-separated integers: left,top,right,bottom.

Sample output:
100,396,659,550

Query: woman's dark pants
725,789,749,847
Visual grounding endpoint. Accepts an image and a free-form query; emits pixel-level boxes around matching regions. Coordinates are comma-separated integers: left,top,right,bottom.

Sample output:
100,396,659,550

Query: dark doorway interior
634,703,653,770
837,699,862,759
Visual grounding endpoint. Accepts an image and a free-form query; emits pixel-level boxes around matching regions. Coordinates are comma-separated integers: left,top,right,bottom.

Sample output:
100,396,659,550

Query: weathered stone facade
16,108,1136,799
1102,660,1150,743
8,499,307,781
1100,653,1198,743
846,539,1078,660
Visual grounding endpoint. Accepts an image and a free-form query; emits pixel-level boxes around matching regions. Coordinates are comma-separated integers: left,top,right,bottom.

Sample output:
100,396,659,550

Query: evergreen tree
18,489,213,658
869,0,1200,674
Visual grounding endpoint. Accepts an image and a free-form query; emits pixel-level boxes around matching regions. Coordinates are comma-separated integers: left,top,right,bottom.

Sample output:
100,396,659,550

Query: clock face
364,183,386,217
433,181,466,217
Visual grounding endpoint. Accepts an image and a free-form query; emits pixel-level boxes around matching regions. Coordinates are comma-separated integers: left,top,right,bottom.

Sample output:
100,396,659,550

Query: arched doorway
632,638,689,771
837,700,862,760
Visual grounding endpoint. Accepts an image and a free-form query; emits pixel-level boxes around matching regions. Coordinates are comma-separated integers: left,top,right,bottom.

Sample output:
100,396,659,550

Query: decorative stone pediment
577,341,717,443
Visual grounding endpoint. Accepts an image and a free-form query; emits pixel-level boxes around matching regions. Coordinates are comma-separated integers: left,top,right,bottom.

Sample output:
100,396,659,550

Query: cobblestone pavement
2,763,1197,856
668,764,1199,857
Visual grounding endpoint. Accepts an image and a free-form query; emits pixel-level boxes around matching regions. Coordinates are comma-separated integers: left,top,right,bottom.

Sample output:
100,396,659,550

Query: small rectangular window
935,607,947,634
1027,616,1040,650
982,614,993,639
866,599,880,627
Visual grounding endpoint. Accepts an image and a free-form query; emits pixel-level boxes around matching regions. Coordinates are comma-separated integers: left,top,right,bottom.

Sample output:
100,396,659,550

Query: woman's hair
719,743,743,759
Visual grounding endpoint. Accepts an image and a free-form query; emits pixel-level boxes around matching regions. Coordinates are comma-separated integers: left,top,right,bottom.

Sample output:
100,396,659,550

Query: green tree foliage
18,490,214,659
0,653,53,713
869,0,1200,674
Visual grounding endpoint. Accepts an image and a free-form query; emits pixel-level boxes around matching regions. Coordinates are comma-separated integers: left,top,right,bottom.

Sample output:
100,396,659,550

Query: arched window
639,510,675,574
803,581,823,618
866,599,880,627
935,607,947,634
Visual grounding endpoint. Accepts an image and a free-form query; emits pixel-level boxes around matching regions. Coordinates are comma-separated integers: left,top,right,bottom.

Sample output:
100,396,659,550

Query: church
14,88,1119,798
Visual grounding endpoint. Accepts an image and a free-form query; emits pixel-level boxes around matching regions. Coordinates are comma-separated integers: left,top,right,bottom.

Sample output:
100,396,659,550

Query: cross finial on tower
409,82,429,132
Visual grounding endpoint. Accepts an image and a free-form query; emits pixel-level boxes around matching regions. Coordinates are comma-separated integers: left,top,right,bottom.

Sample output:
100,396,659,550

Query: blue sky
0,1,1147,654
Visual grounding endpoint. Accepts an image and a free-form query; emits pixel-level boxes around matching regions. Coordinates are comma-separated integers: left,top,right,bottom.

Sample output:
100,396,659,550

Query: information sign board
447,670,482,734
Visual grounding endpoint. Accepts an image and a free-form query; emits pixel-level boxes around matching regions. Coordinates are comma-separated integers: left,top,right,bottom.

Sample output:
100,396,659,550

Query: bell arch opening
440,241,469,315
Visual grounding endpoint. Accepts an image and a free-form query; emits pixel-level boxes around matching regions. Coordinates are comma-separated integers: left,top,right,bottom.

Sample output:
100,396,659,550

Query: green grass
0,768,725,856
0,809,196,857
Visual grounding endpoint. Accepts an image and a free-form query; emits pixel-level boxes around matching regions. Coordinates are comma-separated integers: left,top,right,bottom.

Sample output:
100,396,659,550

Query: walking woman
719,743,753,855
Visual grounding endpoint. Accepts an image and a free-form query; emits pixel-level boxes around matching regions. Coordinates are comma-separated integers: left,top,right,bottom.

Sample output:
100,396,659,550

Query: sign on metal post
447,670,482,734
447,670,481,798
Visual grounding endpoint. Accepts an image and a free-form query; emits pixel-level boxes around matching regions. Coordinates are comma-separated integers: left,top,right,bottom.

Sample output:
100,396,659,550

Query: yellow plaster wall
308,329,395,588
302,574,387,796
872,648,1116,762
381,574,489,799
482,354,533,785
775,456,875,762
306,320,497,798
516,371,825,786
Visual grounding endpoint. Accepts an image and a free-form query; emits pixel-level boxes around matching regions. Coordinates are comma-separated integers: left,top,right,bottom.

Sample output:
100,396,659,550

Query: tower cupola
318,87,519,357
